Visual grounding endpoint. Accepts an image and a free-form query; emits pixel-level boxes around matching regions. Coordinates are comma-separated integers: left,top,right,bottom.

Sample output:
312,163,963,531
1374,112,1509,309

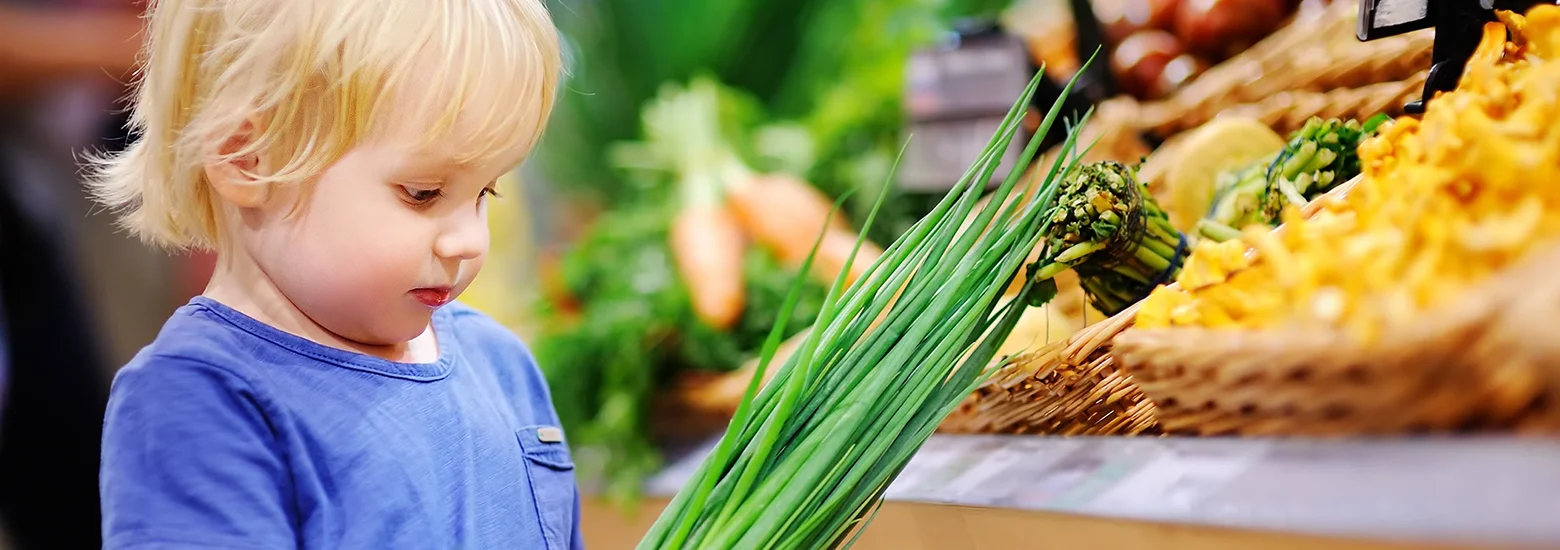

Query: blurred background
0,0,1445,547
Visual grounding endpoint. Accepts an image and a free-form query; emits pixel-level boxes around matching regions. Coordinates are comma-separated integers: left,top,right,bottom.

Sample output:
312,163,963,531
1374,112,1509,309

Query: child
87,1,578,548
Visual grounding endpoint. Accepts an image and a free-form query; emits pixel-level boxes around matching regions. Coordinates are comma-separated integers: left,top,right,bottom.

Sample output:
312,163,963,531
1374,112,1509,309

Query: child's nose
434,212,488,261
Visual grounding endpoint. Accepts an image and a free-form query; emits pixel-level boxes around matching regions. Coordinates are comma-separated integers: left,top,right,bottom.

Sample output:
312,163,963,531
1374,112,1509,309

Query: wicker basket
938,299,1159,435
938,177,1361,435
1133,71,1428,199
1134,0,1434,137
1072,1,1434,197
1114,240,1560,435
686,5,1438,432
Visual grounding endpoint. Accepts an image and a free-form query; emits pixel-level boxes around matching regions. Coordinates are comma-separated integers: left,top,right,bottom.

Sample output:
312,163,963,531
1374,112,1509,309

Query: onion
1111,29,1185,99
1144,0,1183,30
1151,53,1210,97
1173,0,1288,60
1095,0,1182,44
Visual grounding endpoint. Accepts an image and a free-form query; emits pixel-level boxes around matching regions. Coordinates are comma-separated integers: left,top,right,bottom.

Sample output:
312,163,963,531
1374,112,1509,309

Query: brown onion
1150,53,1210,97
1095,0,1181,44
1173,0,1287,60
1111,29,1185,99
1144,0,1183,30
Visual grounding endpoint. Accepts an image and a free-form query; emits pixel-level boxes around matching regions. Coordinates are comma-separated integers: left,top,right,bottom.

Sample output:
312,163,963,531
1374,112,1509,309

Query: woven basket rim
1110,238,1560,435
993,174,1365,367
1116,236,1560,362
939,175,1371,436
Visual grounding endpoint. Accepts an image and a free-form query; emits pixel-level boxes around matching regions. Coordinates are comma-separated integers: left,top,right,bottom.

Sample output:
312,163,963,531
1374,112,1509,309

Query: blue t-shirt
100,297,584,550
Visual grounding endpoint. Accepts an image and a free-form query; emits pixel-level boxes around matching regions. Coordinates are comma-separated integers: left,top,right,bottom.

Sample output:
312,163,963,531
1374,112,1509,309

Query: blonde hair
87,0,562,250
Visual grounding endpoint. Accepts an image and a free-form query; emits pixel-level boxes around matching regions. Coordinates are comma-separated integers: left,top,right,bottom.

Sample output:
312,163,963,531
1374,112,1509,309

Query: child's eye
480,187,502,201
401,186,443,205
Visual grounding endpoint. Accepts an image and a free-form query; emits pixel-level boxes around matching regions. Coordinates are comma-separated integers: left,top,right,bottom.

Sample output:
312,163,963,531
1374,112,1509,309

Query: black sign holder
1357,0,1556,113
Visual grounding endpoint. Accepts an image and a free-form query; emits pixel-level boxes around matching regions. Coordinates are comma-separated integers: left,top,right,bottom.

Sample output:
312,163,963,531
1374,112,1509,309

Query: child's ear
204,118,271,209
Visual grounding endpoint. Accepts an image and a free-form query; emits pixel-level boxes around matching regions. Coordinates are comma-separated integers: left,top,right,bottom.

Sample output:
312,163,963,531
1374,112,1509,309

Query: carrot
814,227,882,288
670,199,746,330
725,172,850,264
679,327,813,414
723,170,886,288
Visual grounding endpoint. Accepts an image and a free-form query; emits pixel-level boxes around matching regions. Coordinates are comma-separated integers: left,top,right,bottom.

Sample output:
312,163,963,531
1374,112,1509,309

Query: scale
1357,0,1558,113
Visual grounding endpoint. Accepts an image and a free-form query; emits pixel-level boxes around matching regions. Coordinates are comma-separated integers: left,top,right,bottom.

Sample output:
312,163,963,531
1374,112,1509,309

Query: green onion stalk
1196,115,1388,241
636,56,1100,550
1030,161,1187,316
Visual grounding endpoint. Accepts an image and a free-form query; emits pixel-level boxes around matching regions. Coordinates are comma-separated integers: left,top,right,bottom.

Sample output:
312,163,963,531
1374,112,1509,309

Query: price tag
1356,0,1434,40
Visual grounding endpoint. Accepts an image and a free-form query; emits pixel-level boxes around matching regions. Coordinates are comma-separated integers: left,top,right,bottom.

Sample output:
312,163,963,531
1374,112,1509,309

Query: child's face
237,124,521,348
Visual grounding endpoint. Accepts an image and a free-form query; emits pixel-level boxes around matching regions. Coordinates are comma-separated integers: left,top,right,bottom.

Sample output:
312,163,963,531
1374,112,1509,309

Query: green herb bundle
1197,115,1388,242
638,64,1094,549
1029,161,1187,316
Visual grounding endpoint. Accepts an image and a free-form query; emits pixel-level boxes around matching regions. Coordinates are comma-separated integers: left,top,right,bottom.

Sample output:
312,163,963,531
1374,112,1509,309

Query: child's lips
409,287,452,307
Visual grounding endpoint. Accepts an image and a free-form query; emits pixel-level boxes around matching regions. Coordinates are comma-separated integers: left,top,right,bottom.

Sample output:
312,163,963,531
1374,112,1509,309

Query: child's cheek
272,214,431,344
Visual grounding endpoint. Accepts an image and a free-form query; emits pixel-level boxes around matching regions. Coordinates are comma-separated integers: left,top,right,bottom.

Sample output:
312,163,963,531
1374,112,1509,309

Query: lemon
1165,117,1286,233
995,299,1082,359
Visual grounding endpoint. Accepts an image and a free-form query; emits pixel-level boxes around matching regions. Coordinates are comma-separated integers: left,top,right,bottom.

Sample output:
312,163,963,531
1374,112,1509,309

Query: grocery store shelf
645,435,1560,548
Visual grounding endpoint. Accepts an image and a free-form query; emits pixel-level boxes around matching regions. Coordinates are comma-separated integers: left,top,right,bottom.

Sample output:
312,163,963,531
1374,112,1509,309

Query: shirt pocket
516,425,577,550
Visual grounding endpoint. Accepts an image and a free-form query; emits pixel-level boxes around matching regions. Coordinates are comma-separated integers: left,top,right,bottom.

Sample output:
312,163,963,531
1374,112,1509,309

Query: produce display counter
569,4,1560,548
582,435,1560,549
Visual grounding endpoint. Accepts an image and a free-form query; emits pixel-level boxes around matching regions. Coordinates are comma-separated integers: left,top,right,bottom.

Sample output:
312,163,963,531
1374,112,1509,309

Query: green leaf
1362,113,1391,133
1027,277,1059,308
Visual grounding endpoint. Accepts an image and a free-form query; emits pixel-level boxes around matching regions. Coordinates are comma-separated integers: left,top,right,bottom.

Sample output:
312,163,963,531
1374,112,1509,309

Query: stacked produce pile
960,110,1385,338
1137,9,1560,338
1131,0,1433,137
989,0,1439,243
1106,6,1560,435
938,4,1538,438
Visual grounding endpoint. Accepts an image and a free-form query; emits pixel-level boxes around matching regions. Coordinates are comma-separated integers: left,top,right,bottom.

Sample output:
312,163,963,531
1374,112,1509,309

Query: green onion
637,55,1099,549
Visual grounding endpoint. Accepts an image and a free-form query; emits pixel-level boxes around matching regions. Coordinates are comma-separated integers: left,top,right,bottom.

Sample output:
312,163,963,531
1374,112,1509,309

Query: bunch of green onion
636,63,1095,549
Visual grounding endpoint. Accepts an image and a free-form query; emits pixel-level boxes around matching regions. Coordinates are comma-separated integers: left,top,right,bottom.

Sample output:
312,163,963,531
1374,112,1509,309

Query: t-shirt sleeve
100,356,296,550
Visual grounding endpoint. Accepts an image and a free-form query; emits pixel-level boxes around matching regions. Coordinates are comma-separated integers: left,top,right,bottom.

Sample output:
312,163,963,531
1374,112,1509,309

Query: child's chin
352,311,435,347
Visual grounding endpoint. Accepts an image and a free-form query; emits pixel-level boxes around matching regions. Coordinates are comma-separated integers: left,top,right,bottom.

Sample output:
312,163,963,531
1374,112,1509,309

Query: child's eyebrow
406,156,468,170
399,144,524,181
392,156,474,182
